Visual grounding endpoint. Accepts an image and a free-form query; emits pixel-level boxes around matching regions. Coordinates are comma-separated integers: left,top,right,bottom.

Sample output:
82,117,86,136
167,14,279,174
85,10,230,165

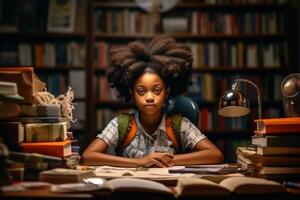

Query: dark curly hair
107,35,193,102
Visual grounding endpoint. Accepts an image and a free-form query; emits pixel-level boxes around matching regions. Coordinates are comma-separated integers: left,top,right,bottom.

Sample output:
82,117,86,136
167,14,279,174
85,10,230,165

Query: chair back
167,95,199,126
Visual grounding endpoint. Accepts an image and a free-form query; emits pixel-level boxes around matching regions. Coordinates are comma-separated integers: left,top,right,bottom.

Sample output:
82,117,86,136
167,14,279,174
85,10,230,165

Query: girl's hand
139,152,174,168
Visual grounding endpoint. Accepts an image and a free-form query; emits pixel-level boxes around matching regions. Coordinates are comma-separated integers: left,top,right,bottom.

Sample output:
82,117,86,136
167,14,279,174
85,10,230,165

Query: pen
283,181,300,189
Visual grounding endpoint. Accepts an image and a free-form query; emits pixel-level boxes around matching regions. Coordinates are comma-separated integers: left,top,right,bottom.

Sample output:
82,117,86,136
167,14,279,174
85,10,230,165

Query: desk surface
1,188,92,199
2,165,300,200
2,184,300,200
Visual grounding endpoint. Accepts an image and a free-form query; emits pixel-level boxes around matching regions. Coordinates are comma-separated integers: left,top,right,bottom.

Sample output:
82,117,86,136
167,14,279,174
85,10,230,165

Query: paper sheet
94,165,195,179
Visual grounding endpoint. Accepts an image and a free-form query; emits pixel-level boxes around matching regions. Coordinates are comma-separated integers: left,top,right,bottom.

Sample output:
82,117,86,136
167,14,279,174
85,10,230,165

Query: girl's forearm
173,149,224,166
82,152,142,167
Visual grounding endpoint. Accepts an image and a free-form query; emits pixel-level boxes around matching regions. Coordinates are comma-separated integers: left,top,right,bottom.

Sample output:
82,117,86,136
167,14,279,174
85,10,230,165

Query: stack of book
237,117,300,181
0,67,74,158
0,104,73,157
18,104,73,158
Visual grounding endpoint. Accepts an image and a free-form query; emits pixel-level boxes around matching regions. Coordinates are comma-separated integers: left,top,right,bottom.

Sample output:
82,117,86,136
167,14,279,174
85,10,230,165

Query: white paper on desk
94,166,195,179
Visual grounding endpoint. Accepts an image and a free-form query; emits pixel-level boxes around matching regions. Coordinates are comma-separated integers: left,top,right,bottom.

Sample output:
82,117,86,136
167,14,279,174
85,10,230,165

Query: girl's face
132,72,168,115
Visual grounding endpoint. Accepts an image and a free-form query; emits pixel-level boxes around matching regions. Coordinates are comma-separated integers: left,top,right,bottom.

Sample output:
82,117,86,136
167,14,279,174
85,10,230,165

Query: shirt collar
135,111,167,133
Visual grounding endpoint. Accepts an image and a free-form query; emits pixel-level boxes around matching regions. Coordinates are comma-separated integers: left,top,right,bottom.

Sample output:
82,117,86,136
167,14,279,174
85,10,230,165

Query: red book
254,117,300,135
20,140,72,157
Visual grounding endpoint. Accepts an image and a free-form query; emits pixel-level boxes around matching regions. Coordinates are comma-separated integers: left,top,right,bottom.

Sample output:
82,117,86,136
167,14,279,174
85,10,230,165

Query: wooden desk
1,188,92,200
2,185,300,200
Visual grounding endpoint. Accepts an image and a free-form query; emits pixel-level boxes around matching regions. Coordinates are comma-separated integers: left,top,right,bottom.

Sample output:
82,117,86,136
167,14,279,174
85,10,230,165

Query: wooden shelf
93,2,289,10
34,66,85,73
94,67,289,75
193,67,290,74
0,32,86,42
175,2,289,10
94,33,286,41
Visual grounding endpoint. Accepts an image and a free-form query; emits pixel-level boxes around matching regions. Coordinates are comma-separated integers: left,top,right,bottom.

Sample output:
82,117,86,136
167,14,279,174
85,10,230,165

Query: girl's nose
145,92,154,102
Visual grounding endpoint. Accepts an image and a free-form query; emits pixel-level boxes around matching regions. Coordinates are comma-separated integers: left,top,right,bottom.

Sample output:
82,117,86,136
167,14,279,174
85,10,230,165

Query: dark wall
290,0,300,71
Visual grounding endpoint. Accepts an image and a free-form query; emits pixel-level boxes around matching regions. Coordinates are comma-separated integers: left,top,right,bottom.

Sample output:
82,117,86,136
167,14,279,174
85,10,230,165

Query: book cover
50,177,173,195
254,117,300,135
170,164,240,175
0,81,19,95
256,146,300,156
0,122,24,145
237,145,300,156
237,150,300,167
173,176,286,197
39,168,95,184
258,166,300,175
20,140,72,157
25,122,68,142
252,135,300,147
0,67,46,103
20,104,61,117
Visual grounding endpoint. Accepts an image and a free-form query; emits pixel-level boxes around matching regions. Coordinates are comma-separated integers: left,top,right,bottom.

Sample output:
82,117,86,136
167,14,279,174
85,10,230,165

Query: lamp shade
281,73,300,117
218,89,250,117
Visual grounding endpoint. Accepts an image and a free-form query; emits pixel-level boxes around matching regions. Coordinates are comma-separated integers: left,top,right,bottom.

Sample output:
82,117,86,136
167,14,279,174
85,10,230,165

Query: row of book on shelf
95,9,285,35
0,67,78,160
93,41,288,69
0,42,85,67
237,117,300,181
204,0,287,4
38,70,86,99
94,73,283,102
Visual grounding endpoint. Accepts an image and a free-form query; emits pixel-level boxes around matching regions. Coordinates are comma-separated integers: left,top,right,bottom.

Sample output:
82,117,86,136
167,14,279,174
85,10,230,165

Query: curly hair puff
107,35,193,102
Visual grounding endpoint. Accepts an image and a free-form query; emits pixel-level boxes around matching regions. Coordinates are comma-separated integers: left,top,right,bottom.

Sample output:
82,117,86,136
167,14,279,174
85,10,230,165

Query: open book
174,176,286,197
50,175,286,197
51,177,173,196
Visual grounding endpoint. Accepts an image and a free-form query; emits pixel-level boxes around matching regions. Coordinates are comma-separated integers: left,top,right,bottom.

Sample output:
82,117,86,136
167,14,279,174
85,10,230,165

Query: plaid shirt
97,111,206,158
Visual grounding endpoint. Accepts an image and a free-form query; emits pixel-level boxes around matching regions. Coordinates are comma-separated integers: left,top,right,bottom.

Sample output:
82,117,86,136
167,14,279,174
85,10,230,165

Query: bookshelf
0,0,298,162
88,0,297,162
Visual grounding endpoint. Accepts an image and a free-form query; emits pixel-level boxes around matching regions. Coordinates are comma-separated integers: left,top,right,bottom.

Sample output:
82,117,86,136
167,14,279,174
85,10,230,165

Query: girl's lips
145,104,156,108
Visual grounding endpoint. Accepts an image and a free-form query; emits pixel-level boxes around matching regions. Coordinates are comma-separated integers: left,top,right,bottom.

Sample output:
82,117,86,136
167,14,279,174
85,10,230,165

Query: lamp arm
233,79,262,119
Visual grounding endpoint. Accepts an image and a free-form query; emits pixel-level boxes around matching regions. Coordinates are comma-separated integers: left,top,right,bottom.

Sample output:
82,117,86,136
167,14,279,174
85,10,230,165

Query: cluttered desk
1,164,300,200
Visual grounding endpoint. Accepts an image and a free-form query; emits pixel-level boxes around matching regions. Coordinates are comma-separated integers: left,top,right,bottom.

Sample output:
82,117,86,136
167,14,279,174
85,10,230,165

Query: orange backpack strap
117,113,137,152
165,113,182,152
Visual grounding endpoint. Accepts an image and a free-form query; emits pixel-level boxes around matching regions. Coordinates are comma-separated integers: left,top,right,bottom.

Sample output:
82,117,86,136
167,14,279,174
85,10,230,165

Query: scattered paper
94,165,195,179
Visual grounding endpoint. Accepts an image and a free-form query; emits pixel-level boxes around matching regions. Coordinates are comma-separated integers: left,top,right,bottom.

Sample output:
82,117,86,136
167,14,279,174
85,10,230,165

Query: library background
0,0,299,163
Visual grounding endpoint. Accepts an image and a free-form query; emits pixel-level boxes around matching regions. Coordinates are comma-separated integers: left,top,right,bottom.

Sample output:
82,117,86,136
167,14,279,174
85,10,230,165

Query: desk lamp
218,79,262,119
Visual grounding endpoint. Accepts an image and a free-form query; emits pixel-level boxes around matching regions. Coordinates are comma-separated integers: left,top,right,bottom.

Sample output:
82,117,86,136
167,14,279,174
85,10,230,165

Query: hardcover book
254,117,300,135
173,176,286,196
256,146,300,156
20,104,61,117
0,122,24,145
50,177,173,195
25,122,68,142
20,140,72,157
237,151,300,167
237,146,300,156
252,135,300,147
39,168,95,184
0,67,45,103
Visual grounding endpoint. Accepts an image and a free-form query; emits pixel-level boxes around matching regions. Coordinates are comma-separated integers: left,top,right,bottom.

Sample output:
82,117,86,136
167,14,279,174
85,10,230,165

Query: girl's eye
154,88,161,94
137,89,145,95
